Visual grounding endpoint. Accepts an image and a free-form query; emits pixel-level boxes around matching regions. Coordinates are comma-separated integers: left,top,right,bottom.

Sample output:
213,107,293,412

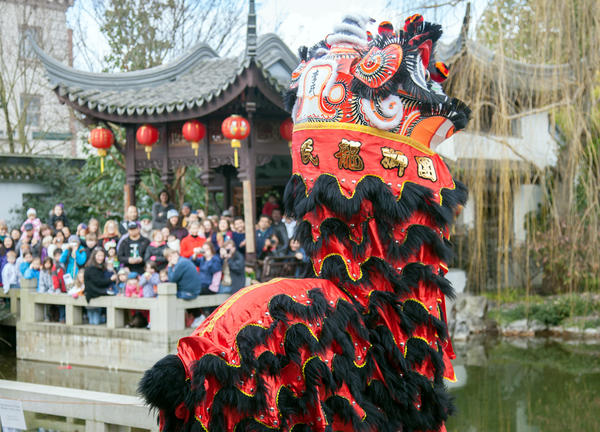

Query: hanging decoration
221,114,250,168
136,124,159,159
279,117,294,149
88,127,114,173
182,120,206,156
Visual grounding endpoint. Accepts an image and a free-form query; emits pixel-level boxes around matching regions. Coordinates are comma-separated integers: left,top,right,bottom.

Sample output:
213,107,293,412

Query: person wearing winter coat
152,190,176,230
1,250,19,293
60,235,87,281
219,240,245,294
144,230,167,271
117,222,150,274
38,258,54,293
164,248,203,300
192,242,222,294
84,248,116,325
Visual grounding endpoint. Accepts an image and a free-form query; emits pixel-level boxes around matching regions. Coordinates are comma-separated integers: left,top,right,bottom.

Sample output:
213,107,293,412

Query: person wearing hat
16,222,42,258
117,221,150,274
152,190,175,230
20,208,41,242
166,209,188,240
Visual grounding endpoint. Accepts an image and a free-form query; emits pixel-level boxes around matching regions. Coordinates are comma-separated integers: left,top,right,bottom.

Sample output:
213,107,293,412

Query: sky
66,0,488,72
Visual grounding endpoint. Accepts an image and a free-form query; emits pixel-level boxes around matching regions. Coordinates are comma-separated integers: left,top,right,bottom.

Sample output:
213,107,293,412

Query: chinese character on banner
334,139,364,171
380,147,409,177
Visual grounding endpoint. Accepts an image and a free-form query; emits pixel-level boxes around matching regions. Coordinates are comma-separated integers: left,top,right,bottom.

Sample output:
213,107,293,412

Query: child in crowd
19,251,33,278
48,230,65,259
104,240,120,270
23,256,41,284
40,236,53,262
139,262,159,298
116,268,129,295
68,269,85,298
21,208,41,240
125,272,142,298
51,249,66,293
82,233,98,265
167,233,180,253
159,268,169,283
60,235,86,280
76,223,88,242
88,218,100,237
10,228,21,244
1,250,19,293
144,230,167,270
38,257,54,293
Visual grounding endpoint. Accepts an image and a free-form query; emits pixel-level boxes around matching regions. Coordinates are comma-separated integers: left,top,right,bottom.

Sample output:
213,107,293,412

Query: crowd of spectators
0,191,308,326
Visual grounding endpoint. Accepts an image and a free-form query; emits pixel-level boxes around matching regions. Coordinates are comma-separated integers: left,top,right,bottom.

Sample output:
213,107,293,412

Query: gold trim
293,122,434,155
199,278,284,336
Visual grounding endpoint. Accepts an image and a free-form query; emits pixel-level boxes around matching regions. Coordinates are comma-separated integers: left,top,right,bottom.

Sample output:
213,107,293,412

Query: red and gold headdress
286,14,470,199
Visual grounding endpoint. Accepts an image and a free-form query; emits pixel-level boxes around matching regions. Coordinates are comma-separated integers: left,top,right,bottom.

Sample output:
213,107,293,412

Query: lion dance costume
140,13,470,432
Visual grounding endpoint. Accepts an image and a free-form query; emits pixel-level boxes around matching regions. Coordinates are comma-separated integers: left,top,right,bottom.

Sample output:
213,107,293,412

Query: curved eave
257,33,299,71
29,33,219,91
55,60,287,124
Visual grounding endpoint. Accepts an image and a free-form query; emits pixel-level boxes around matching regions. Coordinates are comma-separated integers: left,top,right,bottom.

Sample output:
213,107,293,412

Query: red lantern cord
88,127,114,173
182,120,206,157
136,124,159,159
221,115,250,168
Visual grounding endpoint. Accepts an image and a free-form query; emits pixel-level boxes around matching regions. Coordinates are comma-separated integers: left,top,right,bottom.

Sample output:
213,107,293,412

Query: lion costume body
140,13,470,432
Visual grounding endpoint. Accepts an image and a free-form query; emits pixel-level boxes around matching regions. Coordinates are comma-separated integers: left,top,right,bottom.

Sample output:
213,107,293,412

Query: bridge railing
0,379,158,431
15,280,229,332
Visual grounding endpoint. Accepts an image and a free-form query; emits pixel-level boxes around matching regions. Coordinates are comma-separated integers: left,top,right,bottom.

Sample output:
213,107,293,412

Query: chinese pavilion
32,0,296,257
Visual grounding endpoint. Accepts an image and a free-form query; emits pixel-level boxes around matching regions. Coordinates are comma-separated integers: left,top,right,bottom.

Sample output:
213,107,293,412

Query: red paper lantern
136,124,159,159
279,117,294,149
182,120,206,157
88,127,114,173
221,115,250,168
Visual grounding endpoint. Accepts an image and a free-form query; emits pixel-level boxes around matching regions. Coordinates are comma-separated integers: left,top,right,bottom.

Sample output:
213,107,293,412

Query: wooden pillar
124,126,137,214
200,133,212,212
159,123,173,190
240,101,257,264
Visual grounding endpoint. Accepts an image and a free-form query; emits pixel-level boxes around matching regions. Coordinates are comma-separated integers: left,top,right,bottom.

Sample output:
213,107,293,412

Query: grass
488,294,600,326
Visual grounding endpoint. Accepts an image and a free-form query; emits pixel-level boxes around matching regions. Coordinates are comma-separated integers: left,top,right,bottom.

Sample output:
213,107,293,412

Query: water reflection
2,337,600,431
447,337,600,432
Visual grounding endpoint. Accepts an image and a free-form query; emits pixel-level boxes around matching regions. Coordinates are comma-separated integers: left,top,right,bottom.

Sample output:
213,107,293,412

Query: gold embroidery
380,147,409,176
334,138,364,171
300,138,319,166
415,156,437,182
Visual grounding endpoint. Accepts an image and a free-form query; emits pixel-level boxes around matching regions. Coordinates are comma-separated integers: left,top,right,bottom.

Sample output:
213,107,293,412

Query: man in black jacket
117,222,150,273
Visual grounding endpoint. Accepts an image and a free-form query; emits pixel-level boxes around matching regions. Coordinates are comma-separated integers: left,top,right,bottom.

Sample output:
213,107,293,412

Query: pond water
1,336,599,431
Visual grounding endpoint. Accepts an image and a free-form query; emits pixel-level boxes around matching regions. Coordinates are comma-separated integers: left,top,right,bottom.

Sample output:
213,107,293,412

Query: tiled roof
31,34,297,118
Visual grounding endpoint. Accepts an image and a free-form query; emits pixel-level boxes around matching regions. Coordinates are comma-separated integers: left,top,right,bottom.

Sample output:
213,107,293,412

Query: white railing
0,379,158,431
16,281,229,332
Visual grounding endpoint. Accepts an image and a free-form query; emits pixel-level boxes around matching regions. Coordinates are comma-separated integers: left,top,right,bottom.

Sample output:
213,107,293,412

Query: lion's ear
350,43,404,100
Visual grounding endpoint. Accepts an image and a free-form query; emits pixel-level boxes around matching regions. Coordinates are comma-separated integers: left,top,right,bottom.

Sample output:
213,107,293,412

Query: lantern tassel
192,141,199,157
145,147,152,160
231,139,241,168
97,148,108,173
